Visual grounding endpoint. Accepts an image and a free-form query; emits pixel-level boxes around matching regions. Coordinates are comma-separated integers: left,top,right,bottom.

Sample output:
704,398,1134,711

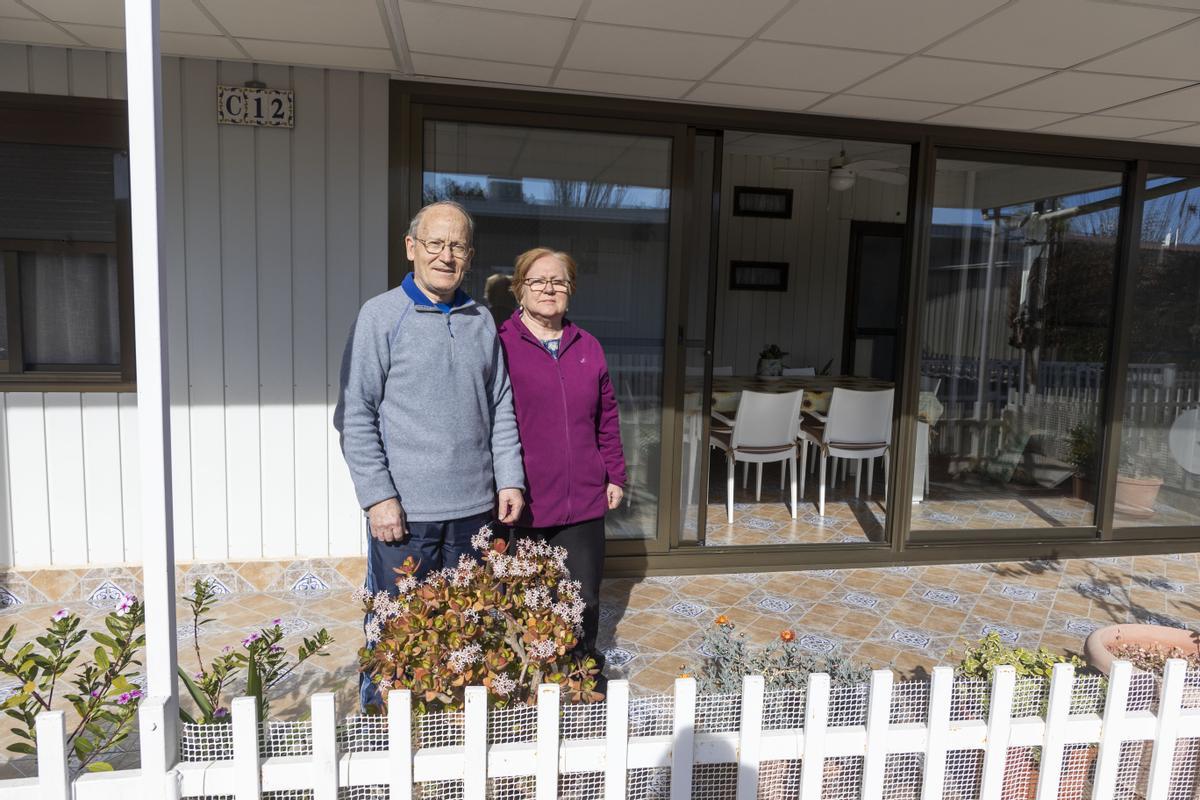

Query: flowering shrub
0,596,144,772
358,526,602,713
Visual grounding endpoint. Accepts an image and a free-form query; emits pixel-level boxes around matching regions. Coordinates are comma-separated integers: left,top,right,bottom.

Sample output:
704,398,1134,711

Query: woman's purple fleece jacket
498,311,627,529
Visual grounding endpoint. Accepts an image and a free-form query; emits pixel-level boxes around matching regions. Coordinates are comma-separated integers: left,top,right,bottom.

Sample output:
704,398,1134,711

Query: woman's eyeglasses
523,278,572,293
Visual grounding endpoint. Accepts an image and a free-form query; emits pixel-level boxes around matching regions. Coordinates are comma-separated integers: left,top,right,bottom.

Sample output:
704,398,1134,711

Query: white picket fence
3,659,1200,799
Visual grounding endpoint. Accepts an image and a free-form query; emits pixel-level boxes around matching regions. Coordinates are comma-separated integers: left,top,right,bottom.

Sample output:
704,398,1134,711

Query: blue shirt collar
402,273,470,313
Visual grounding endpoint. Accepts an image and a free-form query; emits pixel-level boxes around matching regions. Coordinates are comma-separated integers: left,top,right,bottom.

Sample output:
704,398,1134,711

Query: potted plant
1115,434,1163,516
1066,424,1097,501
757,344,787,377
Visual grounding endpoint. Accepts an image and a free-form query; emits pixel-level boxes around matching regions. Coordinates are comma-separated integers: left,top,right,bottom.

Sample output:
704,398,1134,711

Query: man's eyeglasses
414,237,472,258
524,278,572,293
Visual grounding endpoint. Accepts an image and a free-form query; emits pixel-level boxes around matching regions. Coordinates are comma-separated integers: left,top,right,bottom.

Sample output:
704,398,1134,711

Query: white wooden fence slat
388,689,414,800
1145,658,1187,800
464,685,488,800
1035,662,1075,800
1091,659,1131,800
670,677,697,800
35,709,68,800
139,695,173,797
979,665,1016,800
799,672,830,799
604,679,630,800
311,693,338,800
920,666,954,800
232,695,261,800
536,683,560,800
735,674,764,800
862,669,893,797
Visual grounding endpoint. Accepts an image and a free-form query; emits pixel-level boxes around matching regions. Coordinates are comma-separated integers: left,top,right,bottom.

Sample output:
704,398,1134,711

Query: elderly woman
498,247,626,668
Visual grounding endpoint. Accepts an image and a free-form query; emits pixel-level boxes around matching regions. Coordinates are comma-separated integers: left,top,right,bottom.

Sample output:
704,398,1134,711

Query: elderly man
335,199,525,617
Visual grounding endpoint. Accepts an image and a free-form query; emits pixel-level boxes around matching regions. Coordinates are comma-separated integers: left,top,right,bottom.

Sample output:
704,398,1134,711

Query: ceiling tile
0,18,79,45
926,105,1075,130
585,0,789,38
431,0,582,18
563,23,741,80
1099,85,1200,122
851,57,1049,104
23,0,218,33
925,0,1195,69
808,94,956,121
0,1,40,20
764,0,1004,54
1139,123,1200,144
710,41,901,93
161,31,243,58
554,69,693,98
1035,115,1189,139
401,1,571,66
411,52,551,85
981,72,1191,114
239,39,396,70
203,0,390,47
686,82,827,111
1081,20,1200,80
62,23,124,49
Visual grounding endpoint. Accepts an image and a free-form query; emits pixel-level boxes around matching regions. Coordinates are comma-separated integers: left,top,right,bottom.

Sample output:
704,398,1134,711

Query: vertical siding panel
68,49,108,98
326,70,363,557
0,396,12,567
181,58,229,560
292,67,330,558
8,394,51,565
218,60,263,559
106,51,126,100
255,63,297,559
29,46,68,95
162,56,195,559
81,394,125,563
43,394,87,565
117,393,141,561
0,44,29,92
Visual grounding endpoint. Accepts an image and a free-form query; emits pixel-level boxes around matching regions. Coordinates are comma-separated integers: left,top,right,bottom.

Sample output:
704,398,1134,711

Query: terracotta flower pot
1083,623,1200,675
1114,474,1163,516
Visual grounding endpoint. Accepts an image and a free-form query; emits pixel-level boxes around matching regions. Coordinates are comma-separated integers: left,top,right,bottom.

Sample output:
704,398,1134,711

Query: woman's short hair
510,248,577,300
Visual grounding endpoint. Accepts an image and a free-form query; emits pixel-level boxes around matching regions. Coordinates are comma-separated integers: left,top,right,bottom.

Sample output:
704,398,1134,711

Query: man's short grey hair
407,200,475,244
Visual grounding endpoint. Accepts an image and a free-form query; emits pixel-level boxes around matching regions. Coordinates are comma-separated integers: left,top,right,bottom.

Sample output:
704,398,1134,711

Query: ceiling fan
776,148,908,192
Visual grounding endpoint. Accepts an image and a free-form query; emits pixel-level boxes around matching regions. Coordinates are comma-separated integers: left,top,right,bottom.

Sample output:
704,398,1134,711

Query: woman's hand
606,483,624,510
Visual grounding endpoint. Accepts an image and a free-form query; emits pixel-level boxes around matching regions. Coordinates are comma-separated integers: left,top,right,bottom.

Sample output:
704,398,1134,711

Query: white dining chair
782,366,816,376
799,388,894,516
710,390,803,523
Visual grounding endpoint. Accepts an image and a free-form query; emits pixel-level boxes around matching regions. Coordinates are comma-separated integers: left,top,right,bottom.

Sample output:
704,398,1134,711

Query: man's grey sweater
334,281,525,522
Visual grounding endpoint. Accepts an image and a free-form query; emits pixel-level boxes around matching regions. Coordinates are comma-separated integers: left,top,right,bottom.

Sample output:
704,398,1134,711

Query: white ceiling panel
763,0,1004,54
412,52,551,85
430,0,582,18
1100,85,1200,123
401,1,572,66
981,72,1192,114
0,18,79,45
1081,19,1200,80
807,94,956,121
926,105,1075,130
850,57,1049,104
687,82,826,111
0,1,41,20
563,23,741,80
585,0,789,38
711,41,901,93
203,0,390,47
926,0,1195,69
1140,124,1200,144
23,0,218,33
62,23,124,49
160,31,244,58
554,69,692,99
1036,115,1190,138
239,39,395,70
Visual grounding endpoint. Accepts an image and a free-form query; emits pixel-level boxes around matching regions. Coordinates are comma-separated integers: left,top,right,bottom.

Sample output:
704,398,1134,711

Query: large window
912,155,1123,533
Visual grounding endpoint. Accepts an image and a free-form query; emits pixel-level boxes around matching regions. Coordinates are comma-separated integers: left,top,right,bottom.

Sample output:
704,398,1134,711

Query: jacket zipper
553,345,572,524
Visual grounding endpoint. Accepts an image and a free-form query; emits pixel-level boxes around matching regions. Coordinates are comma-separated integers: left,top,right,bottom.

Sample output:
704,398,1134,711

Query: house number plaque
217,85,294,128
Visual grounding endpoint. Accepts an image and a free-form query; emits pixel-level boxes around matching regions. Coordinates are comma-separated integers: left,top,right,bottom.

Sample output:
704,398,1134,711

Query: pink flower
271,618,282,626
116,594,136,616
213,707,229,719
241,632,261,647
51,609,69,622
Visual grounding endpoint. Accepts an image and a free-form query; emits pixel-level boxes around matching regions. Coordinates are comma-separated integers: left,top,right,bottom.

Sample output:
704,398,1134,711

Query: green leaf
91,633,117,649
87,761,115,772
7,742,35,755
94,646,110,671
177,668,214,718
74,737,95,755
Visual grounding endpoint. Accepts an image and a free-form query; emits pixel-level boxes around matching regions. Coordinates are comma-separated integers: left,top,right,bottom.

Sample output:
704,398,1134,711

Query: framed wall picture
732,186,793,218
730,260,789,292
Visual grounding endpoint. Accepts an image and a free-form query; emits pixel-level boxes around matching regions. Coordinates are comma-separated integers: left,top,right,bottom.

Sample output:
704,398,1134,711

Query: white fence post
736,674,764,800
921,666,954,800
35,709,69,800
311,692,339,800
671,676,697,800
140,695,177,799
388,689,414,800
979,665,1015,800
1091,659,1131,799
463,685,488,800
232,695,261,800
862,669,894,798
1035,662,1075,800
1145,658,1187,800
536,683,560,800
799,672,830,799
605,680,630,800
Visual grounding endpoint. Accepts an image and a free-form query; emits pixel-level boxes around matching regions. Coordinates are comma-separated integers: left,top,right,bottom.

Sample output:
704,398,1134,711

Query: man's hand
368,498,407,542
606,483,624,510
497,488,525,525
